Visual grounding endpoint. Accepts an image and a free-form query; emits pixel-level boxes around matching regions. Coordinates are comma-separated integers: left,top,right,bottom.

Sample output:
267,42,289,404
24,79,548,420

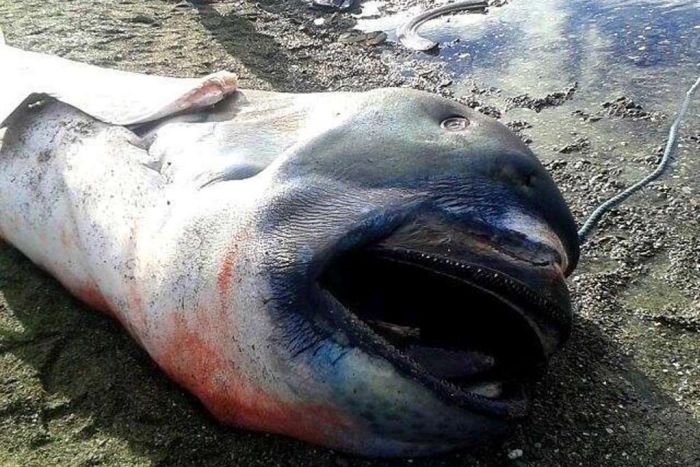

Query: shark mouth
319,238,572,419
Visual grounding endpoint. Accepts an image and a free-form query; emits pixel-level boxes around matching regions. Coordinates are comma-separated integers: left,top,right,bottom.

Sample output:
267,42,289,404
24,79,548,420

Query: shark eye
441,116,469,131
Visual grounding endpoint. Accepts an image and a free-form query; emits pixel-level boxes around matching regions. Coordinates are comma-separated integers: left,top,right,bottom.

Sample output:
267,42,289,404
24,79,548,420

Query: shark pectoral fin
111,70,239,126
2,44,237,127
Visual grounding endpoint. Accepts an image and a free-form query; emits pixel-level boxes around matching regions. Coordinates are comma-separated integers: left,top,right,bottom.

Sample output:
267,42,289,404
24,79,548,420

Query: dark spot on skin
37,149,52,163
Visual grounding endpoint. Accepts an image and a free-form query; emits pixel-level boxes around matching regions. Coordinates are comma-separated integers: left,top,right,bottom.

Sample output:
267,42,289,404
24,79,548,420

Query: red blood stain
156,311,356,447
216,244,245,320
63,236,355,446
76,282,112,315
217,249,236,299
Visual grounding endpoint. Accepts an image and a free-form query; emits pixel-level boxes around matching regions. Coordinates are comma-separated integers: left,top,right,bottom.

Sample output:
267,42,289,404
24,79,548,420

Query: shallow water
357,0,698,103
358,0,699,186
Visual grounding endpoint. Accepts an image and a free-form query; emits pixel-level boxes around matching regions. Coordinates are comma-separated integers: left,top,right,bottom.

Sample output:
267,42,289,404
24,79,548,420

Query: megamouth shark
0,35,579,456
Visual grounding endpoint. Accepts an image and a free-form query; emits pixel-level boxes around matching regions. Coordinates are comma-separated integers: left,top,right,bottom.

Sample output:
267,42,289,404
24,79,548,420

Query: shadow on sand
188,1,304,90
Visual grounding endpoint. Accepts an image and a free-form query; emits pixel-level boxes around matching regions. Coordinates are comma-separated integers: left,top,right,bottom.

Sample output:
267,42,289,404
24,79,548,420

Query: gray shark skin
0,42,579,456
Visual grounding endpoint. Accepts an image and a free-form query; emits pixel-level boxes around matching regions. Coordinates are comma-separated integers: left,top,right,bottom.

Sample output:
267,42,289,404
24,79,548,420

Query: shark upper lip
318,238,572,419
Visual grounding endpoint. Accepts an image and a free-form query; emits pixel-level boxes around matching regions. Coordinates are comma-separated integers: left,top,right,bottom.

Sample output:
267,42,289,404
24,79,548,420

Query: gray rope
397,1,488,51
577,75,700,244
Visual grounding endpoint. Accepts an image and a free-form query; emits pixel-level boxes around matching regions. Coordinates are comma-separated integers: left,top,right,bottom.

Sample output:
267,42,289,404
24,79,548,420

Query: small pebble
508,449,524,459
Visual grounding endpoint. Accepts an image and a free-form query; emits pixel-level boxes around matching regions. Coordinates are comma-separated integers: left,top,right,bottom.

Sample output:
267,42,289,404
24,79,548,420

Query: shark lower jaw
317,237,571,421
